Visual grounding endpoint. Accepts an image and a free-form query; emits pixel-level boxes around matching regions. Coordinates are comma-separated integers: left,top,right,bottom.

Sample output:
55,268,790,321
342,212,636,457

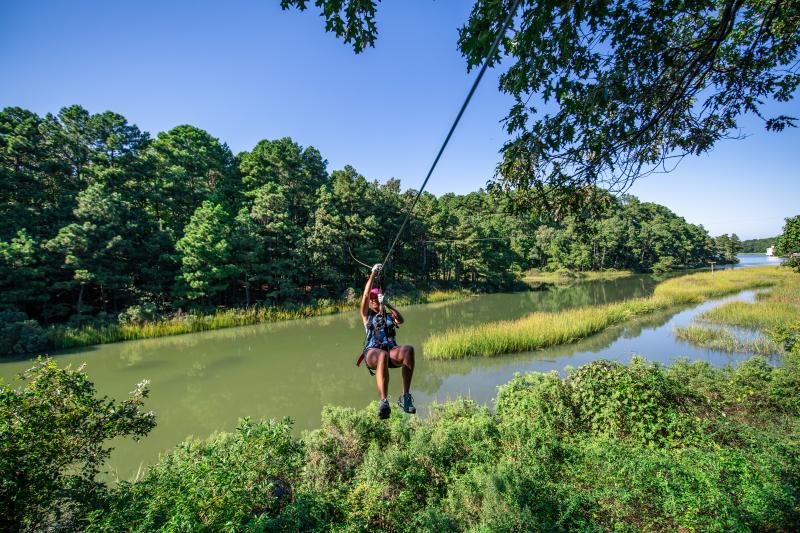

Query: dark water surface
0,254,783,479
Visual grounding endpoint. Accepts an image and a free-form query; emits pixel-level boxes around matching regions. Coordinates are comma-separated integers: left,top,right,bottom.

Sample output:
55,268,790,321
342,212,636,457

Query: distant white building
766,246,775,256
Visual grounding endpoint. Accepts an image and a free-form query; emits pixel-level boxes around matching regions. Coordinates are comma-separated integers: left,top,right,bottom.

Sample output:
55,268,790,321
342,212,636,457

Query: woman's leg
365,348,390,399
390,345,414,394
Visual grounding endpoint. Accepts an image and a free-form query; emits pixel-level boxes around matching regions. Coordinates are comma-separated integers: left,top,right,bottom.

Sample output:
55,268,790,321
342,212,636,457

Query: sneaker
397,393,416,414
378,399,391,419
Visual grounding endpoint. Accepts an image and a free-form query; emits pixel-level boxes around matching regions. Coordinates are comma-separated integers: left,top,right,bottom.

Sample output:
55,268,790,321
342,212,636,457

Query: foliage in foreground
86,353,800,532
285,0,799,213
424,265,789,359
0,359,155,532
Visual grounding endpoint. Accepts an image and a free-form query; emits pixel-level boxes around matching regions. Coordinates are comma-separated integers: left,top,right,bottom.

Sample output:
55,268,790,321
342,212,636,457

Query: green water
0,266,767,480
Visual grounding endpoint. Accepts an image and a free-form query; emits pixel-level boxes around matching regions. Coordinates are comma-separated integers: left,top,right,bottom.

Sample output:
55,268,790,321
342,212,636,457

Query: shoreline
15,260,779,356
45,287,475,353
424,266,792,359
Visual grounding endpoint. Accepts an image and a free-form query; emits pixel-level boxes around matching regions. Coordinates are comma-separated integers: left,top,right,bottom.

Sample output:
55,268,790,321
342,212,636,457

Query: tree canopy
776,214,800,270
0,104,726,353
282,0,799,213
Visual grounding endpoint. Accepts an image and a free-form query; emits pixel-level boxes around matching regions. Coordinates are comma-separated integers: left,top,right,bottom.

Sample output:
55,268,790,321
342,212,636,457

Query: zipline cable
379,0,523,269
348,245,374,270
356,0,523,372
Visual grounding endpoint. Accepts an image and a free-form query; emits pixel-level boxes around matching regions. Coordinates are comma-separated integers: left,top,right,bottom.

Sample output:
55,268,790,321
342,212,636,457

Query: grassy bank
698,281,800,330
424,266,791,359
49,288,472,351
698,301,798,330
76,353,800,532
674,325,784,355
671,269,800,355
523,268,634,284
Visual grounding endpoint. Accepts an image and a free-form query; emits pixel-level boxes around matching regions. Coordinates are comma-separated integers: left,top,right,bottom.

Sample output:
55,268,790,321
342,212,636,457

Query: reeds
49,288,473,350
674,325,784,355
667,267,800,355
424,266,793,359
652,267,787,303
423,297,669,358
523,269,633,284
698,302,798,331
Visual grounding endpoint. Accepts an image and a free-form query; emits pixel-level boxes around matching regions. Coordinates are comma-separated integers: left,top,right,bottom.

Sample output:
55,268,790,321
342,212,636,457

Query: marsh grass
670,270,800,355
652,267,787,303
424,298,671,358
674,325,784,355
424,266,791,359
523,269,633,284
698,301,799,330
695,271,799,331
49,289,473,351
757,283,800,306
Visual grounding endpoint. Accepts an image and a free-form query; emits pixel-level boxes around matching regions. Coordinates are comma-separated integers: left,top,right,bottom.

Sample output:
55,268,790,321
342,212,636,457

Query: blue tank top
365,310,397,350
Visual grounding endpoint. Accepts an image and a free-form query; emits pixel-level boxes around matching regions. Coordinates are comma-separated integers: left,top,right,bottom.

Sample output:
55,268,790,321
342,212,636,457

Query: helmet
369,288,380,300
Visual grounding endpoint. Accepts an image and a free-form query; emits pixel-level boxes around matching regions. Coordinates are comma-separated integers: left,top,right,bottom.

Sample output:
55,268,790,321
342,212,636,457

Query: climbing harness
354,0,523,372
365,309,398,351
356,266,391,375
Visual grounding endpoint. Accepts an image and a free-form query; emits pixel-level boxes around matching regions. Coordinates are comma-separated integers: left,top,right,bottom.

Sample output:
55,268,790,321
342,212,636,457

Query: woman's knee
402,345,415,365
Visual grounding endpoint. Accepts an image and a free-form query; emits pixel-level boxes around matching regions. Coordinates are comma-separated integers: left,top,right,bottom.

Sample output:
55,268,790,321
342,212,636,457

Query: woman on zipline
360,263,416,419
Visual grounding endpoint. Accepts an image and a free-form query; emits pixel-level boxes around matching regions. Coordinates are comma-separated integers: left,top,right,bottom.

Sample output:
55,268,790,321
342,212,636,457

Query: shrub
568,437,799,531
568,358,713,447
0,310,48,356
73,354,800,531
495,371,576,451
651,255,677,273
0,358,155,532
303,404,397,493
88,418,304,532
117,303,160,325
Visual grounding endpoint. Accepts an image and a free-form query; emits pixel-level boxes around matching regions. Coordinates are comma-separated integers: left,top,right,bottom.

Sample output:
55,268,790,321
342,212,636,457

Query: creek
0,254,783,480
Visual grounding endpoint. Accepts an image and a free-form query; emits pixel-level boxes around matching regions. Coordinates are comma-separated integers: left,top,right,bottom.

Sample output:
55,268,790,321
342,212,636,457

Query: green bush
14,355,800,531
303,404,397,493
569,359,686,444
0,310,48,356
567,437,799,531
0,358,155,532
117,303,160,325
88,418,304,532
651,255,677,273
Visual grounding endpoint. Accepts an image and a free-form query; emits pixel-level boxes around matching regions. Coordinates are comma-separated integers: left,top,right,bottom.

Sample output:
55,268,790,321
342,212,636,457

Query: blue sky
2,0,797,240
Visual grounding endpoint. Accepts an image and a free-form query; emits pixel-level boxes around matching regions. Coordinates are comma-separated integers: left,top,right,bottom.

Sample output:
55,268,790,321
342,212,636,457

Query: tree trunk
77,283,85,315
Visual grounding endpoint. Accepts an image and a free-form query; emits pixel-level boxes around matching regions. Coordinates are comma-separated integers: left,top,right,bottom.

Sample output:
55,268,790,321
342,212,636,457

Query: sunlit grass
49,289,473,351
756,283,800,306
674,325,784,355
671,271,800,354
424,266,792,359
698,301,799,331
523,269,633,284
424,297,670,359
652,267,789,303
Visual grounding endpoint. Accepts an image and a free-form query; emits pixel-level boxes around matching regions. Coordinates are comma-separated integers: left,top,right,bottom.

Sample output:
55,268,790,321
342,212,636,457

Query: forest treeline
1,105,730,339
741,236,778,253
